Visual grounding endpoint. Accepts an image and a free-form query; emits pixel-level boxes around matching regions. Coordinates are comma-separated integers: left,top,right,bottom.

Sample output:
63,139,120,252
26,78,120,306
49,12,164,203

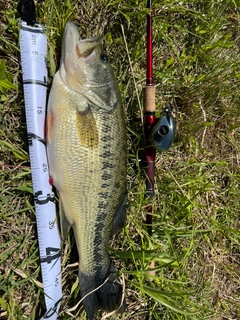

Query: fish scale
47,21,127,320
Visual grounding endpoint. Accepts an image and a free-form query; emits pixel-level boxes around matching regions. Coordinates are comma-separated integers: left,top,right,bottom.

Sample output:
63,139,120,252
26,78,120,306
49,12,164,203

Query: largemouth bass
46,21,127,319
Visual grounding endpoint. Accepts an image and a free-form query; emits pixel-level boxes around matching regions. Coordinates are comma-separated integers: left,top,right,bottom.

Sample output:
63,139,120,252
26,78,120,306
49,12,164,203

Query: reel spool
151,105,175,151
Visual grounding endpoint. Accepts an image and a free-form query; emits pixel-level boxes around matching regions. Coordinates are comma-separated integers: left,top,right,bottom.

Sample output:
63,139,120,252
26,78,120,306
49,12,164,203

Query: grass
1,0,240,319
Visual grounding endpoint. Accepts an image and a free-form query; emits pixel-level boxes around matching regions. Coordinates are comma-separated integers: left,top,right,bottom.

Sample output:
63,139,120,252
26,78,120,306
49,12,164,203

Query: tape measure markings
20,20,62,320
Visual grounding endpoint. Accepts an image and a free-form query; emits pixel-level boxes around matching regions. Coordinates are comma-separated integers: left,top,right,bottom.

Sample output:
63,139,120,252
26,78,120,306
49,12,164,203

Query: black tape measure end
17,0,36,25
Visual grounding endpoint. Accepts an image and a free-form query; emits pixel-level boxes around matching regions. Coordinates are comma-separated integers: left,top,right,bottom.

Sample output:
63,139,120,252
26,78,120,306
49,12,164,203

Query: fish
46,21,128,319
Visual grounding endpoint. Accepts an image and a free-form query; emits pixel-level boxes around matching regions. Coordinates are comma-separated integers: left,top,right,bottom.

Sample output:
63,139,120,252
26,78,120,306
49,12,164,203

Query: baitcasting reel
151,105,175,151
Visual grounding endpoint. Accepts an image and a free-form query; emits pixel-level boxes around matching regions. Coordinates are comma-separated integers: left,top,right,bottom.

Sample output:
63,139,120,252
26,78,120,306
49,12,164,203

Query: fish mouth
61,21,99,71
76,38,99,64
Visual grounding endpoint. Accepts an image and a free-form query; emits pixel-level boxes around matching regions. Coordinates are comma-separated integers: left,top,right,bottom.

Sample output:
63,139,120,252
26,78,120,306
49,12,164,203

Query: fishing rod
143,0,175,236
143,0,156,236
18,1,62,318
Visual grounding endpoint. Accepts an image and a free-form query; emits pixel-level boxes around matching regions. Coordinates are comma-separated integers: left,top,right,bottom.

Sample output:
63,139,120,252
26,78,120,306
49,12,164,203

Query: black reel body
151,106,175,151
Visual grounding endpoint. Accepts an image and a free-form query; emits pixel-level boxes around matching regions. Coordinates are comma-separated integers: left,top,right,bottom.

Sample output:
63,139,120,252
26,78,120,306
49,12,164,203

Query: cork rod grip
143,86,156,112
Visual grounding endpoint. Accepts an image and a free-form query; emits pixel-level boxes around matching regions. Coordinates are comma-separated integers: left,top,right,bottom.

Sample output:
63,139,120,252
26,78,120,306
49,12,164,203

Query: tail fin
79,262,125,320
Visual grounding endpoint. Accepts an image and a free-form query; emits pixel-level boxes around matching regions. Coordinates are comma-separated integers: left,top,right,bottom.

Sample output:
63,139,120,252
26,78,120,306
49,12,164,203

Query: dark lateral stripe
21,25,44,34
23,79,47,87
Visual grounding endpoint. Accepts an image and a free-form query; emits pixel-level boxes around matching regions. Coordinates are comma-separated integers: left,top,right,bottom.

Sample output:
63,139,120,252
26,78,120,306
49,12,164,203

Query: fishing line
101,274,126,320
65,275,110,315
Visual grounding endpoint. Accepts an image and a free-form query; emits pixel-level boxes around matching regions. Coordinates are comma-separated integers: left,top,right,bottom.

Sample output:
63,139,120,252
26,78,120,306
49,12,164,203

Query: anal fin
59,197,71,239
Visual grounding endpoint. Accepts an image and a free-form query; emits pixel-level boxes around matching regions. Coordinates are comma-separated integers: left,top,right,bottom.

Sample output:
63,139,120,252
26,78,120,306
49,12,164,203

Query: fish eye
100,53,108,63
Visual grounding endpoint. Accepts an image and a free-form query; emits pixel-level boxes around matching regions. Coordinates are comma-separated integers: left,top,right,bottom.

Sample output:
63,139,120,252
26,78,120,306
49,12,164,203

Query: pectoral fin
59,198,71,239
76,107,98,149
111,192,128,235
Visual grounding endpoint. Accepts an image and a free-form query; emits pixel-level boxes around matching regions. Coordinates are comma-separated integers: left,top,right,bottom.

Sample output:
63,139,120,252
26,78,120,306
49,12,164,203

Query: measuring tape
19,20,62,319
